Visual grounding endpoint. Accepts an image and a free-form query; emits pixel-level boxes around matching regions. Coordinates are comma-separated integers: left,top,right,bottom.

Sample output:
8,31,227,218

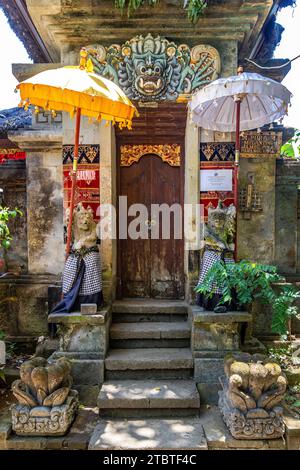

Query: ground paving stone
89,417,208,450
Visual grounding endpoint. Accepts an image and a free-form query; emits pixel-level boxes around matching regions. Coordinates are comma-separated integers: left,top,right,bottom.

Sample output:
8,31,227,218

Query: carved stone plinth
218,353,287,440
48,309,111,405
219,391,284,440
11,390,79,436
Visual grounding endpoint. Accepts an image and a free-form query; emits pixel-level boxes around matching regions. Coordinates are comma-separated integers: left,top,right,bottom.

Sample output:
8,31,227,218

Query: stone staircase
89,299,205,449
99,299,199,417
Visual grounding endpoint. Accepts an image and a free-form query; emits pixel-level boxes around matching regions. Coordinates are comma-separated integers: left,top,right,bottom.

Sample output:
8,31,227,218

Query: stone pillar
238,155,277,264
99,123,117,303
8,129,63,275
184,118,200,302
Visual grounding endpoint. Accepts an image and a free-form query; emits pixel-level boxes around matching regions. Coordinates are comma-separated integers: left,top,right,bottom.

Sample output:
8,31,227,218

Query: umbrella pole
65,107,81,258
234,99,241,262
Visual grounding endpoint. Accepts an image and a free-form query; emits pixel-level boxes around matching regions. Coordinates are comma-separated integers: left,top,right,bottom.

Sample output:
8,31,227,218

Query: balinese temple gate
0,2,299,429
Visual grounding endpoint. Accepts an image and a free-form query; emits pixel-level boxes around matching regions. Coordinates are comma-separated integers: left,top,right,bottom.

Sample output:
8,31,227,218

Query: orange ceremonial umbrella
16,48,137,256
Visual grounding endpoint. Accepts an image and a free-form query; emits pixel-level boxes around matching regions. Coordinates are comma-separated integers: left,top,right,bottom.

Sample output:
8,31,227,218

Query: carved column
8,129,63,275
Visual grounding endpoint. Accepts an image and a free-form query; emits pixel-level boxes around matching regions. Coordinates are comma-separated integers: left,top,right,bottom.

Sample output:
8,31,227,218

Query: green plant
281,130,300,158
196,260,282,308
114,0,207,22
0,206,23,250
196,260,300,339
272,285,300,338
186,0,207,23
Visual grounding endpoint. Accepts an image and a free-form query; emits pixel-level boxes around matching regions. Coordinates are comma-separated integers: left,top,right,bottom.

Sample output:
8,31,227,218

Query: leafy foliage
272,285,300,336
0,206,23,250
114,0,207,22
281,130,300,159
196,260,300,337
185,0,207,23
196,260,282,307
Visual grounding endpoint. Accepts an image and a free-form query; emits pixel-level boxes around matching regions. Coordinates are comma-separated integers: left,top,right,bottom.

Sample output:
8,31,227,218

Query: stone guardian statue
196,200,236,312
51,203,103,314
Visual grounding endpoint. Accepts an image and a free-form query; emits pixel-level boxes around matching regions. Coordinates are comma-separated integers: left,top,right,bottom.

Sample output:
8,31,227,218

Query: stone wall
238,155,276,264
275,159,300,275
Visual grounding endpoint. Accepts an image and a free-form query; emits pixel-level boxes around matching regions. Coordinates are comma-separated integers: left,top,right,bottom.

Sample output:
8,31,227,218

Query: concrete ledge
190,306,252,324
48,308,111,325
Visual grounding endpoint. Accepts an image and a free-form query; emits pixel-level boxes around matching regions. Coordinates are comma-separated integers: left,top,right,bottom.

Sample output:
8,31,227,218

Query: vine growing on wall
114,0,207,23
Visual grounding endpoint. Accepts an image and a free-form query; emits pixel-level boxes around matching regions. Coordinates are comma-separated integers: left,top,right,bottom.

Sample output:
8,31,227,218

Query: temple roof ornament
86,34,220,102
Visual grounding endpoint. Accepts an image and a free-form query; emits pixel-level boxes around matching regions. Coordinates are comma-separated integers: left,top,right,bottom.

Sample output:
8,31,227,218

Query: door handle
145,219,156,229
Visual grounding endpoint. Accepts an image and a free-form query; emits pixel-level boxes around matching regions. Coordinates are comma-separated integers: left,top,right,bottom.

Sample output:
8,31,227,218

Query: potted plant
195,260,300,339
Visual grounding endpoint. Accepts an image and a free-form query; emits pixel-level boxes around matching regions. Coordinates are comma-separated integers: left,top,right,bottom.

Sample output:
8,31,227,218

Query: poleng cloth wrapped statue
196,201,236,312
51,203,103,314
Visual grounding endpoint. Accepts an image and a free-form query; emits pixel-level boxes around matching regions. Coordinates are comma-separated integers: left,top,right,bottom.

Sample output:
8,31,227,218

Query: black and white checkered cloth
62,249,102,296
197,249,234,294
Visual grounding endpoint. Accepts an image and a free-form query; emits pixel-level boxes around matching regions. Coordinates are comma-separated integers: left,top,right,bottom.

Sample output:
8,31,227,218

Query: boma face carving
86,34,220,102
133,53,167,97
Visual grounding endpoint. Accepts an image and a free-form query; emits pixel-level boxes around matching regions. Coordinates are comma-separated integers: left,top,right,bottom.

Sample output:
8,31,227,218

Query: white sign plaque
200,169,233,192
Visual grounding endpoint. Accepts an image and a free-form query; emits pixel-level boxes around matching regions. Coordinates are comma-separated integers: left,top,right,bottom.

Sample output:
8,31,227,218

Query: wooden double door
117,104,186,299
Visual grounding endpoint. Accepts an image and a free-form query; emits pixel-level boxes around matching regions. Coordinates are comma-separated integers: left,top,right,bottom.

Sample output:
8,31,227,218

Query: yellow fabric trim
17,66,137,128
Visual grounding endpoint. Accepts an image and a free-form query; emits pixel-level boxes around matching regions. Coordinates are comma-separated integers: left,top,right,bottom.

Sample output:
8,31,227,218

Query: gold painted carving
120,144,181,167
241,132,282,157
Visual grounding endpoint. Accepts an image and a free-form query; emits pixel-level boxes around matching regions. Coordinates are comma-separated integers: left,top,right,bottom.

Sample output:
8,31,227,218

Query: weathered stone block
193,323,240,351
81,303,97,315
49,310,111,359
70,359,104,385
194,358,223,383
197,383,221,405
58,324,107,354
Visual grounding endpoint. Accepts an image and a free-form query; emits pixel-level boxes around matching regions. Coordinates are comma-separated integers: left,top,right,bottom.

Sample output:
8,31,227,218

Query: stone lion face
133,53,166,97
75,205,94,231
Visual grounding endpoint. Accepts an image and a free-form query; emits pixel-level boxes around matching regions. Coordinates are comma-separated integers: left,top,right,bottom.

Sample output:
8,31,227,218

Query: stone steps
88,417,208,450
98,379,200,418
105,348,193,379
112,299,188,322
110,321,191,348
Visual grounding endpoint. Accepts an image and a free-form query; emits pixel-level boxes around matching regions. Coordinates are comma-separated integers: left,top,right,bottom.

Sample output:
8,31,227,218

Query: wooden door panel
117,103,186,299
150,155,184,298
119,156,151,297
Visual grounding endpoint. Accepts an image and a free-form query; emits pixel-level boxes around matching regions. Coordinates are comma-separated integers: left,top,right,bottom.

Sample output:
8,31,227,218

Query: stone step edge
110,322,191,340
112,301,188,315
98,380,200,409
105,348,193,371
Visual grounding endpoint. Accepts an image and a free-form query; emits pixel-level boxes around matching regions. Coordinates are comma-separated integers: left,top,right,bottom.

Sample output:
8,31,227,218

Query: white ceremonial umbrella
189,66,292,259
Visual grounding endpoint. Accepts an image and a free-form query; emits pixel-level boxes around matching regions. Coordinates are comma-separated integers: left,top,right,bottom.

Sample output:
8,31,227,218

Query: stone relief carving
219,353,287,439
11,357,78,436
86,34,220,101
120,144,181,167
